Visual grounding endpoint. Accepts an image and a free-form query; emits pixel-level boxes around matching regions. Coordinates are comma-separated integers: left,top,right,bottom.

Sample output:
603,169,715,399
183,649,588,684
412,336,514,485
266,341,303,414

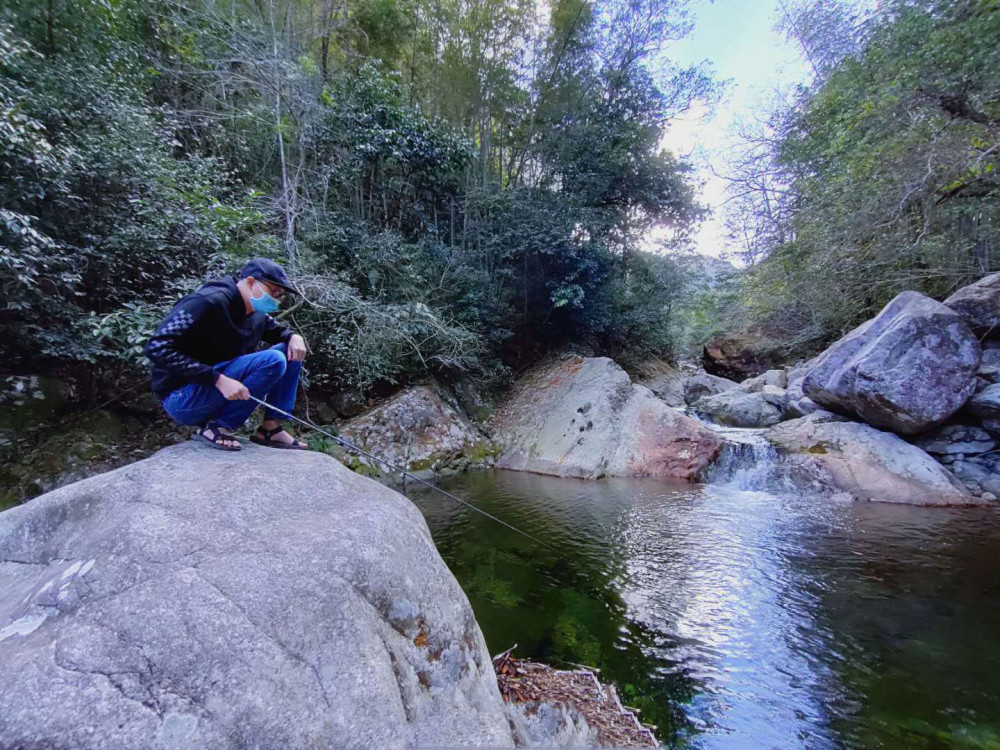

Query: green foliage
1,0,710,391
722,0,1000,346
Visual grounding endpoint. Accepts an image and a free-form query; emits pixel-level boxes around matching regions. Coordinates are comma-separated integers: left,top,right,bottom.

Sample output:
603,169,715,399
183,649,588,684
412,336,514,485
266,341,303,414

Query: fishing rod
247,395,553,550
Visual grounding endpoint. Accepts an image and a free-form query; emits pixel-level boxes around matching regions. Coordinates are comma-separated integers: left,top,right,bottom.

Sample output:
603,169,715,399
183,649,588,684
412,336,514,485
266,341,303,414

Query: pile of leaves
493,648,658,748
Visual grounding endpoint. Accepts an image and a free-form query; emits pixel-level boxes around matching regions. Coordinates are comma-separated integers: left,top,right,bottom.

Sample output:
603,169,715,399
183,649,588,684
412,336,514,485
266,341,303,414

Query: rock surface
0,442,514,749
692,389,784,428
965,383,1000,420
632,358,686,407
944,272,1000,335
702,332,785,381
766,412,980,505
339,385,491,475
490,356,723,480
683,372,738,406
914,424,996,456
802,291,981,435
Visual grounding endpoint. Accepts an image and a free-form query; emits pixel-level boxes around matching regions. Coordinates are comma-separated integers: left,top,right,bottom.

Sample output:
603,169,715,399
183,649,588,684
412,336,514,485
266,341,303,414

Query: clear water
405,469,1000,748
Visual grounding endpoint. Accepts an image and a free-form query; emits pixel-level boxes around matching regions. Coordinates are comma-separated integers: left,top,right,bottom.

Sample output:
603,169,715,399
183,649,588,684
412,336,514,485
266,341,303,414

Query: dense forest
2,0,998,394
1,0,716,399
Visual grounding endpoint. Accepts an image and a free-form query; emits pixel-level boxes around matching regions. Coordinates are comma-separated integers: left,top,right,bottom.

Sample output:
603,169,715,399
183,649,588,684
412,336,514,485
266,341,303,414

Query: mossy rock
0,376,71,434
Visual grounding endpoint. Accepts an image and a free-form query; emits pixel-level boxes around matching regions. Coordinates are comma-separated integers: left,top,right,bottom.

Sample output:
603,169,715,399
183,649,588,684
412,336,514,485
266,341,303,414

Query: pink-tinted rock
490,356,722,480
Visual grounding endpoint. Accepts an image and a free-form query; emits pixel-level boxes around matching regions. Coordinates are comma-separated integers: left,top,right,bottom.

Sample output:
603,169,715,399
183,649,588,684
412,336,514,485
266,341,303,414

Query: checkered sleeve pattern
144,301,217,386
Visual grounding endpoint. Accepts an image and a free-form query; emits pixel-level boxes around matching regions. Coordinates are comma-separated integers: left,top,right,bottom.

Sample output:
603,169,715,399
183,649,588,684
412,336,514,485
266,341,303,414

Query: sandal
250,423,308,450
193,422,242,451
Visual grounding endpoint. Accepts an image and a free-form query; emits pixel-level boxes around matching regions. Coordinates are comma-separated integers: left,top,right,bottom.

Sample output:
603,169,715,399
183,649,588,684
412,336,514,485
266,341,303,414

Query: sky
655,0,812,258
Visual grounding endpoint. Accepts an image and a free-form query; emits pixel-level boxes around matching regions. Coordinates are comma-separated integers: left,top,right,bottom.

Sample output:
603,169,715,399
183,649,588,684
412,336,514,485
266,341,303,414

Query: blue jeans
162,343,301,429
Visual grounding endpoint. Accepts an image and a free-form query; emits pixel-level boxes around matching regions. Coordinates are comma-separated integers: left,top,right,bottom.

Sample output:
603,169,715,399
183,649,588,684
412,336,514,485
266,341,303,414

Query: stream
406,442,1000,748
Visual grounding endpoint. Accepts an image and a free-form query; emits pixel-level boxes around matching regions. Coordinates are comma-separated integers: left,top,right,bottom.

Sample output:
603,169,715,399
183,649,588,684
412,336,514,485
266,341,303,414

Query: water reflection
405,470,1000,748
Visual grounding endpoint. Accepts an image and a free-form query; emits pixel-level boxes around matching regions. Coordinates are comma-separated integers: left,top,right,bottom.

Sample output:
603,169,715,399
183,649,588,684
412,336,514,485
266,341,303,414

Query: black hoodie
144,276,293,400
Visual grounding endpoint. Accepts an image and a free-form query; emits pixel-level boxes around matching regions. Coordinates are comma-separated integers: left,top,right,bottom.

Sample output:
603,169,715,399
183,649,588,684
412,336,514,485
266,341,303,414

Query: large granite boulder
0,442,514,748
692,388,785,428
944,272,1000,335
490,356,723,480
632,358,686,407
802,291,981,435
339,385,491,475
683,372,738,405
702,332,785,381
766,412,980,505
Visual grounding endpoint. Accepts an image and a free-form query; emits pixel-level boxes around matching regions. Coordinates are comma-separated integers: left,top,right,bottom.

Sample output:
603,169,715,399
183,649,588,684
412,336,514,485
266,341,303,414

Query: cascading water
698,424,787,491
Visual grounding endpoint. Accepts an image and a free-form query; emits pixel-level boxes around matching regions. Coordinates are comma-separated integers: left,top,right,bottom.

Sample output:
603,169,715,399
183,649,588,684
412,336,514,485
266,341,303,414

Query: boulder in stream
491,356,723,480
913,424,996,456
0,442,515,748
692,388,784,428
339,385,491,475
632,358,686,407
944,272,1000,336
702,332,786,381
683,372,738,405
802,291,981,435
766,412,981,505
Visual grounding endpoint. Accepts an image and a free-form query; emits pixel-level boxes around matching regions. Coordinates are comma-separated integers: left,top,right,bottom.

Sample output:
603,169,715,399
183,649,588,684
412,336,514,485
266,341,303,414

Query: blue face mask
250,282,281,315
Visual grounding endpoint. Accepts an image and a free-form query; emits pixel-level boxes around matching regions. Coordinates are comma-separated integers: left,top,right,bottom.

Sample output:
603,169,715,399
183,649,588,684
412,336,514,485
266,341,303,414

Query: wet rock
490,356,723,480
702,332,786,381
633,358,686,407
339,386,490,475
766,412,980,505
693,389,784,428
943,272,1000,335
0,442,515,748
914,424,996,456
802,291,981,435
683,372,738,405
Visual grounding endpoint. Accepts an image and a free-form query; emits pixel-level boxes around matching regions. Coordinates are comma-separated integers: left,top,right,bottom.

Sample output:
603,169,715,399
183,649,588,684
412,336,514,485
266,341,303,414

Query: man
144,258,309,451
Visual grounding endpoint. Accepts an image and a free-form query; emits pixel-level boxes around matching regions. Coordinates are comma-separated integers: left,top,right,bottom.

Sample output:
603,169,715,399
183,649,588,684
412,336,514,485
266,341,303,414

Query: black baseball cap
238,258,300,295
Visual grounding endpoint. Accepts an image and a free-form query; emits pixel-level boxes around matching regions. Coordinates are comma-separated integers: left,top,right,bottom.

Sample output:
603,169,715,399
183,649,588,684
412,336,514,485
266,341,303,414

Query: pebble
982,492,998,501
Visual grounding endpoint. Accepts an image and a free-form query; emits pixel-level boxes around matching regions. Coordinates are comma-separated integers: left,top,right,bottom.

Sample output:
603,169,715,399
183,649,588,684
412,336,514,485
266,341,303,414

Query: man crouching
144,258,308,451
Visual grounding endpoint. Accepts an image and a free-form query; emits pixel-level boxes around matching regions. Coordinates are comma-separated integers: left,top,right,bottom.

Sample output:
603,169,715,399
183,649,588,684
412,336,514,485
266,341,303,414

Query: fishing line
247,395,553,550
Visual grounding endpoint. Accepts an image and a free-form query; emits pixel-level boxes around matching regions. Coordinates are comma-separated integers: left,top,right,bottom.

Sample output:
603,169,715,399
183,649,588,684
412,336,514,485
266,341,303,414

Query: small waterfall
701,427,785,492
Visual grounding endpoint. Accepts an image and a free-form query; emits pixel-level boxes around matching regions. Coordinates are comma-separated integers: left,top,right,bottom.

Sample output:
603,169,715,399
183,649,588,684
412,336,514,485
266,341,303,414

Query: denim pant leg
162,347,289,429
261,343,302,420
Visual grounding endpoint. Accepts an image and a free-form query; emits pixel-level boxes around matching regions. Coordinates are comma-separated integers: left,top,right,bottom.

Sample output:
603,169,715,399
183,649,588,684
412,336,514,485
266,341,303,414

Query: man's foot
194,422,241,451
251,422,308,450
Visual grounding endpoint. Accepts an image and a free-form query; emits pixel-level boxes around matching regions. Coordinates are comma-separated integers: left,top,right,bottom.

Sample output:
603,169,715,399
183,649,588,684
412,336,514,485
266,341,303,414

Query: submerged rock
683,372,738,405
802,291,981,435
0,442,514,748
339,385,491,475
766,412,980,505
490,356,722,480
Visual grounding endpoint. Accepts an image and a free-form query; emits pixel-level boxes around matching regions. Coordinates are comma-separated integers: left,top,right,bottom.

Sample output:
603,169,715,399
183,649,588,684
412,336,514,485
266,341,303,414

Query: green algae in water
406,470,1000,749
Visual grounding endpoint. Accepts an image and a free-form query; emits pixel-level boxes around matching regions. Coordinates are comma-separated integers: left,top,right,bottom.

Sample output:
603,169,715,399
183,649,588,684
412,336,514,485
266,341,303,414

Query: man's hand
215,373,250,400
288,334,308,362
